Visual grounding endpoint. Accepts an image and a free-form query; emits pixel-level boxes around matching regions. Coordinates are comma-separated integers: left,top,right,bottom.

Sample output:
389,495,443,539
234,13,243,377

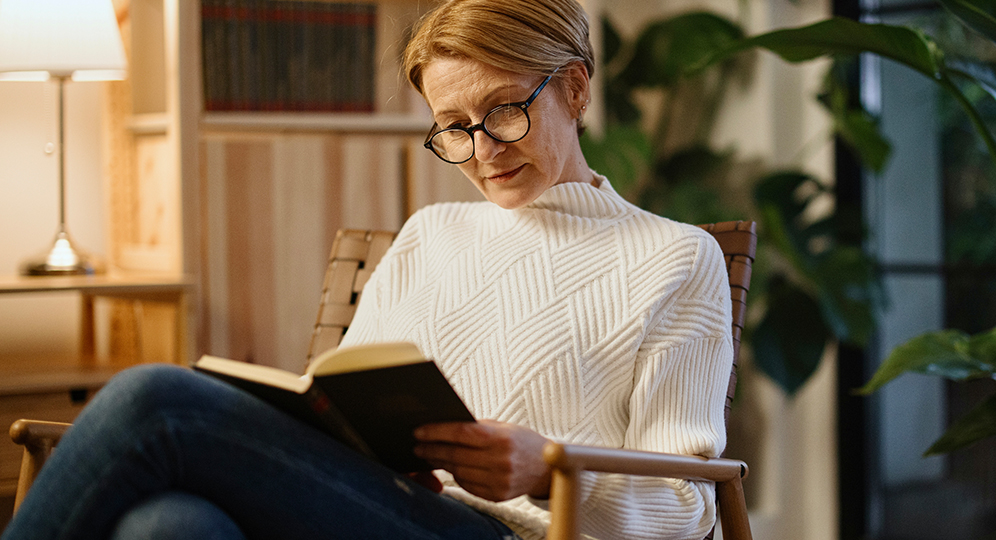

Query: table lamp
0,0,127,275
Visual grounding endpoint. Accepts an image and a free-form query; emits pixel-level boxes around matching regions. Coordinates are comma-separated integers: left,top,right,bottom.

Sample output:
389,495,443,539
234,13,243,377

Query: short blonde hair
403,0,594,99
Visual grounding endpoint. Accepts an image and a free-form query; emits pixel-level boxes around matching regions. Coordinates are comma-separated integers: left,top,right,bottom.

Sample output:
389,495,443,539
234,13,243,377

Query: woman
2,1,732,539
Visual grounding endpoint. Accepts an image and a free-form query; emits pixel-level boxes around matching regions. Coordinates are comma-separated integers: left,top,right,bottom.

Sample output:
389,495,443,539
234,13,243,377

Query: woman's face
421,57,592,209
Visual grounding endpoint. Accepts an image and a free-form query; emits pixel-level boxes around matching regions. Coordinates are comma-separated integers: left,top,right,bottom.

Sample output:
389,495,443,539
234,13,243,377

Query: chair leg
13,442,54,513
546,467,581,540
716,476,752,540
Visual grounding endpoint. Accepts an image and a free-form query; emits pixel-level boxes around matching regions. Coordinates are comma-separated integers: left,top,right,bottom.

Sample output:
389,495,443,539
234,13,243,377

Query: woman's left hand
413,419,551,502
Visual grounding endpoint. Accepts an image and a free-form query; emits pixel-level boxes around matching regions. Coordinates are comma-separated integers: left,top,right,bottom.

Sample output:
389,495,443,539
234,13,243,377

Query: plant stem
938,74,996,165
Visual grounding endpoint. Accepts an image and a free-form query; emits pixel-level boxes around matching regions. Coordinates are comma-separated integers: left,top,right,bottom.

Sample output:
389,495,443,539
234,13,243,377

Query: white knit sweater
339,176,734,540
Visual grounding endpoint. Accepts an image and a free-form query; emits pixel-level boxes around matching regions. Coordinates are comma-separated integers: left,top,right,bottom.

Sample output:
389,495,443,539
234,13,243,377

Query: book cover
194,342,475,472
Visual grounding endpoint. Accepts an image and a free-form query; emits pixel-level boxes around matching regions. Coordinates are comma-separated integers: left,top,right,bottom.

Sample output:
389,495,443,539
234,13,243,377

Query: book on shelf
194,342,475,472
200,0,376,112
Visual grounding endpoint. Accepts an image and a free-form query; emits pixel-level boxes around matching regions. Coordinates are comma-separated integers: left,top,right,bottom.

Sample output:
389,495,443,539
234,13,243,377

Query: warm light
0,0,127,82
46,234,81,268
0,0,126,275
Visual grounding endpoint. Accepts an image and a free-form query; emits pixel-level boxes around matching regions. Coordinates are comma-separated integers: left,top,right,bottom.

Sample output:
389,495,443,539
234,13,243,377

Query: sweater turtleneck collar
516,172,631,220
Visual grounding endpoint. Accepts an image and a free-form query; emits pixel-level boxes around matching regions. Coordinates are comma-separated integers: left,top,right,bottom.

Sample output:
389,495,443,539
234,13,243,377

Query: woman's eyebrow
432,82,530,120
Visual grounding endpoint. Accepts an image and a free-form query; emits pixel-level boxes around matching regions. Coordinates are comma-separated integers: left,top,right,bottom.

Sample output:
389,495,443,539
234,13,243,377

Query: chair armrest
543,442,747,482
10,419,72,513
542,442,751,540
10,419,71,450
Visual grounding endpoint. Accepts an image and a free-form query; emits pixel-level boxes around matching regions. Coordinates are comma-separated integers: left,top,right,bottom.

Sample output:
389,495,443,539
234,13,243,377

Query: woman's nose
473,131,505,163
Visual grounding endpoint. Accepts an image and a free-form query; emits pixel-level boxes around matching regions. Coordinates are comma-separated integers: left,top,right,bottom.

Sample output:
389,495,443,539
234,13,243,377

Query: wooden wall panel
200,132,481,372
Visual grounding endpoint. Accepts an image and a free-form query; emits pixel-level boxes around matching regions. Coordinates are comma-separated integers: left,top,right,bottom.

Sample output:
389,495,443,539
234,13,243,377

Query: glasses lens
484,105,529,142
430,129,474,164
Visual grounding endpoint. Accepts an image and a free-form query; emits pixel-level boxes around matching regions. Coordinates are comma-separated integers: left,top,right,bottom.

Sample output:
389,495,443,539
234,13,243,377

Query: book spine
200,0,376,112
244,0,261,109
257,0,274,110
201,0,221,110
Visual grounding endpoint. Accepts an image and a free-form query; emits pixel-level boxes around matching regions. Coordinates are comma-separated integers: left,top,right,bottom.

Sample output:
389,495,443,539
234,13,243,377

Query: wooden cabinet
0,272,193,496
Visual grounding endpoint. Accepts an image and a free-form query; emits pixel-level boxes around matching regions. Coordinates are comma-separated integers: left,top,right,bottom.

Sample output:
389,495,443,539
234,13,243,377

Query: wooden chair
10,221,756,540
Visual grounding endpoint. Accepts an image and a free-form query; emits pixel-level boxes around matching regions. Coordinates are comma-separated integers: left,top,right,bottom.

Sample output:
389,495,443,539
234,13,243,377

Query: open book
194,342,474,472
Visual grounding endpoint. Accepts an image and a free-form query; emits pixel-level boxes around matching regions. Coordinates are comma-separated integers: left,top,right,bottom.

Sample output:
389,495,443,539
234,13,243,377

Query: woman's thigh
4,364,517,540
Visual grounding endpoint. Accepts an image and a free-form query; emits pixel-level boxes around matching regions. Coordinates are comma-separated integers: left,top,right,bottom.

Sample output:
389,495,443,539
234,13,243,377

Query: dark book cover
196,360,474,472
314,362,475,472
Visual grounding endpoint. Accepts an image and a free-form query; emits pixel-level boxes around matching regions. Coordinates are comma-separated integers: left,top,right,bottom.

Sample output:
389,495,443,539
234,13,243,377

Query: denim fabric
2,364,520,540
109,491,245,540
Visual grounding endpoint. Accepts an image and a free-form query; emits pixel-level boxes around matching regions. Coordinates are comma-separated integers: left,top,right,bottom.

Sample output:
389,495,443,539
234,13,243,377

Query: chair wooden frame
11,222,756,540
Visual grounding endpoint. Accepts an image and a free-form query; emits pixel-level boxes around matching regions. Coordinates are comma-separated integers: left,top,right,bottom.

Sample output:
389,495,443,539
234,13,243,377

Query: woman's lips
486,164,525,184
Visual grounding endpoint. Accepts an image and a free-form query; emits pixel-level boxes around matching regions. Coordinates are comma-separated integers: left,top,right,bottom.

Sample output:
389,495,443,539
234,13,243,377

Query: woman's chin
484,189,537,210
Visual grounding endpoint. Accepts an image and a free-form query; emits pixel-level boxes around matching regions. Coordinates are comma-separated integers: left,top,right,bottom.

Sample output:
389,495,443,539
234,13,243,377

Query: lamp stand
21,76,101,276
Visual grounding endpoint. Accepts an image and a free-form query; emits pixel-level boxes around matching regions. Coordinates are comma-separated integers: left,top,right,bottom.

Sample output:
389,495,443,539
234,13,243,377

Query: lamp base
20,230,103,276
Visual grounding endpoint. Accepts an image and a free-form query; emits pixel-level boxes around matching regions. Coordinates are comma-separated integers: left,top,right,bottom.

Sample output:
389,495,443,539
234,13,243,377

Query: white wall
0,80,106,357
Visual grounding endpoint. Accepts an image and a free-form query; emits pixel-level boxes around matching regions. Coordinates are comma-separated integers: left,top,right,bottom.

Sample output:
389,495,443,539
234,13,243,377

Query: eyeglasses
423,71,556,164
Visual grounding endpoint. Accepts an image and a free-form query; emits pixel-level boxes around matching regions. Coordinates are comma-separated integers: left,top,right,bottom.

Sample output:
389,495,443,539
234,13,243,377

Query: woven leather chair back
307,223,757,434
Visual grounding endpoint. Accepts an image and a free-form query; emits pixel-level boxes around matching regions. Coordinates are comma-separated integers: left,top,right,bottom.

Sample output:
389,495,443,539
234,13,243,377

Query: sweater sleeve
576,232,734,540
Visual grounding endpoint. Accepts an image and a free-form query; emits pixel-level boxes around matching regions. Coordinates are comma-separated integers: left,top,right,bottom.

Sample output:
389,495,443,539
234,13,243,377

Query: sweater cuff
525,495,550,511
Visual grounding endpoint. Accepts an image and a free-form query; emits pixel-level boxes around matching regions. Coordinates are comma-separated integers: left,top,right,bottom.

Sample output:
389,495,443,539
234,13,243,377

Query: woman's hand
413,420,551,502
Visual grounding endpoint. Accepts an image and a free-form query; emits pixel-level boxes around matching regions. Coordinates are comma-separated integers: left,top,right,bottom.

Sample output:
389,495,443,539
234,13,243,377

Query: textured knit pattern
339,176,734,540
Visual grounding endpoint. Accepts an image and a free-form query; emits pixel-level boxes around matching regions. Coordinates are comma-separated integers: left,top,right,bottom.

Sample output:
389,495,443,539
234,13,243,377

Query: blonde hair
403,0,594,101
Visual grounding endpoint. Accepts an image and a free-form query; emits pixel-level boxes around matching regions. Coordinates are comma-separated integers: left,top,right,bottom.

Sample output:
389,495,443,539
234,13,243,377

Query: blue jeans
2,364,519,540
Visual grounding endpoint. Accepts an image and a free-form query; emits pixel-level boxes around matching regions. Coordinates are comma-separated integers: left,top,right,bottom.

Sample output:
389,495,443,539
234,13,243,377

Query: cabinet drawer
0,390,95,495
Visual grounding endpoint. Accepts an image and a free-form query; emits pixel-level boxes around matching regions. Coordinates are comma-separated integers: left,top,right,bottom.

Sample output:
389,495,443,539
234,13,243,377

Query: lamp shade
0,0,127,81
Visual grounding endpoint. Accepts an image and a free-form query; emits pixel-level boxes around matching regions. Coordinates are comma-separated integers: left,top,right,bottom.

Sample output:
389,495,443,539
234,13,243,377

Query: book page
196,355,310,393
307,342,425,377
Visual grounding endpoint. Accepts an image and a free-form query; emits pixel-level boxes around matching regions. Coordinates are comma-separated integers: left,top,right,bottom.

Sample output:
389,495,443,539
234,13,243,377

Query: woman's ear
557,61,590,118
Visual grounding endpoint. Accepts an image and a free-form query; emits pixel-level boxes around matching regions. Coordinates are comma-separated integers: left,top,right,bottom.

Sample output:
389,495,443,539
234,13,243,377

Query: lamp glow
0,0,127,275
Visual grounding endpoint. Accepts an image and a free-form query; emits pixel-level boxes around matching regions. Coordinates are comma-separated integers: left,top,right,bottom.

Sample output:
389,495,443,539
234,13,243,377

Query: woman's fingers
413,420,551,501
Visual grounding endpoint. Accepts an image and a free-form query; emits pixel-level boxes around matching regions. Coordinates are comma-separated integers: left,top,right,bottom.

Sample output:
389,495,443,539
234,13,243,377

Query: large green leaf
622,12,744,88
704,16,996,170
718,17,944,79
925,393,996,455
752,277,832,395
811,246,880,346
968,325,996,365
754,172,826,261
601,15,624,67
858,327,996,394
819,59,891,172
837,110,892,173
580,125,653,198
940,0,996,44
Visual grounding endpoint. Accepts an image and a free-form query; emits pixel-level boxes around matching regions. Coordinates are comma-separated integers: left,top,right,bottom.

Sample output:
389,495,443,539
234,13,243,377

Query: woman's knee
110,491,246,540
77,364,207,430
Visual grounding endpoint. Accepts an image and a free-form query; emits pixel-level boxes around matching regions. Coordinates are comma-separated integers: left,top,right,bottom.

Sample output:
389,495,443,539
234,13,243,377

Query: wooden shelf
200,112,431,135
0,272,194,296
127,113,170,135
0,354,120,396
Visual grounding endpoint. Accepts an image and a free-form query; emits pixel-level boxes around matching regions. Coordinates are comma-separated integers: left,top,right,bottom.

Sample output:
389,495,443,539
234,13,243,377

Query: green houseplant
730,2,996,456
584,12,884,396
586,0,996,454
